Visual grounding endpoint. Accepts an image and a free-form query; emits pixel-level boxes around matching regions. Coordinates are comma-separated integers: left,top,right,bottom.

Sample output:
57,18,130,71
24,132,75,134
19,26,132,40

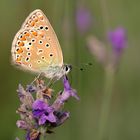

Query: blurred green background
0,0,140,140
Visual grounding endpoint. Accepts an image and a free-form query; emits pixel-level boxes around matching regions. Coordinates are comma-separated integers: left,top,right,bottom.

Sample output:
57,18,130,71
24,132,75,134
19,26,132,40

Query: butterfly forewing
11,9,63,74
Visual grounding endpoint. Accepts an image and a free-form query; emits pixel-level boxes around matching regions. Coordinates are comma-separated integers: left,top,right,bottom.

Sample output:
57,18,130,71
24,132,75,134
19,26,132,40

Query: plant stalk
97,65,115,140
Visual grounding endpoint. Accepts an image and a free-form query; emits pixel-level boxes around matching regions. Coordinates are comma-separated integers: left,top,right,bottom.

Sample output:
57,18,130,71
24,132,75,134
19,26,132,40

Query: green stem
97,65,114,140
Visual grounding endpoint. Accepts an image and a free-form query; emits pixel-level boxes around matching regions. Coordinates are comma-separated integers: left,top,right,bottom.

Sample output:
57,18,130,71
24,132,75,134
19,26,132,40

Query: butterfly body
11,9,71,79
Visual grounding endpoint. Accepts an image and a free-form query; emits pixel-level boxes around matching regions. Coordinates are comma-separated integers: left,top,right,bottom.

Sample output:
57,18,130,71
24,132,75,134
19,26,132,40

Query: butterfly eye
64,65,72,72
65,66,69,71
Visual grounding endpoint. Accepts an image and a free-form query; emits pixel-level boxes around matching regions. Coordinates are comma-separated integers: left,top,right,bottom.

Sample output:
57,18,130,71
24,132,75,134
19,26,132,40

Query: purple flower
32,100,49,111
32,99,56,125
52,76,79,112
76,6,92,33
108,27,127,54
63,76,80,101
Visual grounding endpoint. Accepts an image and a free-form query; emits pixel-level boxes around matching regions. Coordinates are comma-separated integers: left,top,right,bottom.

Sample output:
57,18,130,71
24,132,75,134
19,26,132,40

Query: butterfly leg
47,78,54,87
47,77,58,88
31,73,45,85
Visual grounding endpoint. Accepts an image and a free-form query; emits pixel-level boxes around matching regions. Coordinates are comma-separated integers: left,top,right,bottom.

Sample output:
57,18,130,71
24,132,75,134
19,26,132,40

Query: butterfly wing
11,9,63,74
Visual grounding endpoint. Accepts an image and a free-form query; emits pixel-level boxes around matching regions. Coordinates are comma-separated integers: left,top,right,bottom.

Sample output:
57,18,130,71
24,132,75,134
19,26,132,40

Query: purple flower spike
63,76,80,101
16,75,79,139
108,27,127,54
76,6,92,33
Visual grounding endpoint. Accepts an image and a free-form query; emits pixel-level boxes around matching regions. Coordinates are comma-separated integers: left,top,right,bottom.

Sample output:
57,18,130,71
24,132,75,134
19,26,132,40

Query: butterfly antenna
71,62,93,71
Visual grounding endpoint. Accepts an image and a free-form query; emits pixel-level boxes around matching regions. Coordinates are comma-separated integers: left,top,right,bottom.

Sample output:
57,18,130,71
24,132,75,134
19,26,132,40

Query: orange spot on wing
20,35,26,41
16,57,22,62
32,31,38,36
16,48,23,54
18,42,24,47
25,32,30,37
31,21,35,27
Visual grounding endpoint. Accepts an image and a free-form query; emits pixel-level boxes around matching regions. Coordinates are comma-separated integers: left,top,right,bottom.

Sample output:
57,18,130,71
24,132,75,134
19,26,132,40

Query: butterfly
11,9,71,80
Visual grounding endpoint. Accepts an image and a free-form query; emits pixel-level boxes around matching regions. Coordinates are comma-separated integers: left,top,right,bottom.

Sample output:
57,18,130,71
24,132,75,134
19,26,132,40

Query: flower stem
97,65,114,140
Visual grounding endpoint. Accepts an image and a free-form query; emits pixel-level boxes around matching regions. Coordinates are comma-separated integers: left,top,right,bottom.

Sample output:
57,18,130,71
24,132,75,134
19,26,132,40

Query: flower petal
39,114,47,125
32,100,48,110
46,112,56,123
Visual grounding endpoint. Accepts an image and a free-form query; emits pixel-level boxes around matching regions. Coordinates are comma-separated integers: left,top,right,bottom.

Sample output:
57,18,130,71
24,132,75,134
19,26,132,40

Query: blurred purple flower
108,27,127,54
76,6,92,33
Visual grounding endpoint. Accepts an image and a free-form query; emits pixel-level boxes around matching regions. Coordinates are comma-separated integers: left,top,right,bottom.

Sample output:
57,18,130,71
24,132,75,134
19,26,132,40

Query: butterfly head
63,64,72,75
